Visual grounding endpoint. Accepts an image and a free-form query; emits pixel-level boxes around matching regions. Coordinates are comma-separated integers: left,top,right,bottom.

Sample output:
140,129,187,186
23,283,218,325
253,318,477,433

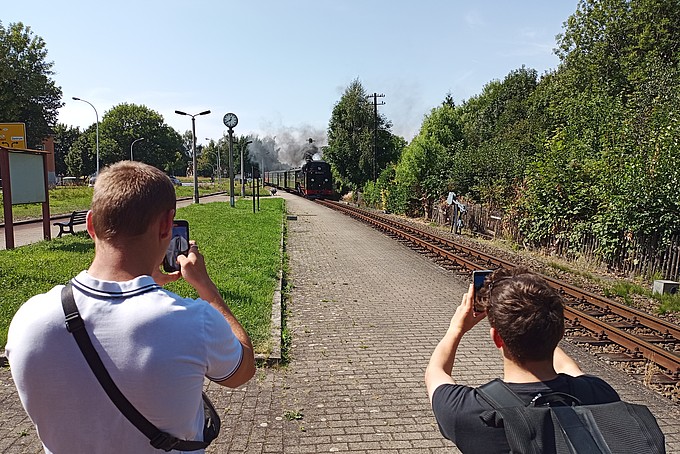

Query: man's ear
85,210,96,239
159,209,175,240
491,327,504,349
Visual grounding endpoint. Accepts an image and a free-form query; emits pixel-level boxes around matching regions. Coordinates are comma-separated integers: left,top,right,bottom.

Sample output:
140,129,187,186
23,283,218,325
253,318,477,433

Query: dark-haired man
425,267,620,453
7,161,255,453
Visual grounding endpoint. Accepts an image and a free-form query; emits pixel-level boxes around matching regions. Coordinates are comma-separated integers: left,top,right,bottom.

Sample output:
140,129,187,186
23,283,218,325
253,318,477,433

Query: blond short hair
91,161,176,241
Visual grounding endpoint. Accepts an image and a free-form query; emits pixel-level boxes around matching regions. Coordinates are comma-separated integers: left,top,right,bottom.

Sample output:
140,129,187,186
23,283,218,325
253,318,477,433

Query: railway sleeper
632,372,679,385
596,352,644,362
565,335,612,346
636,334,671,343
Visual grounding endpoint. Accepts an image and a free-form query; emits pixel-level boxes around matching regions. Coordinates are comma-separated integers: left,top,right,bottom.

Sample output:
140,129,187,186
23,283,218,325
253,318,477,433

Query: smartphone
163,220,190,272
472,269,493,312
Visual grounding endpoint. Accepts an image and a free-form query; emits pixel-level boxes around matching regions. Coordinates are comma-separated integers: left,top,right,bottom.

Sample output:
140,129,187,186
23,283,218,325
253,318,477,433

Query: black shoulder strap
61,282,208,452
477,378,526,408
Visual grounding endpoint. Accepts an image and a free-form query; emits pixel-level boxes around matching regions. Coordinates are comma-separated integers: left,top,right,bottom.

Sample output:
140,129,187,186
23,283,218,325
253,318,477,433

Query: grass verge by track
0,197,284,354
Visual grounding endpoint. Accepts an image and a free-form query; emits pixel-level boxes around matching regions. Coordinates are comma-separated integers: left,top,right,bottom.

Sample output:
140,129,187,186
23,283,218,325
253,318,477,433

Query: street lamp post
130,137,145,161
72,97,99,175
241,140,252,197
175,109,211,204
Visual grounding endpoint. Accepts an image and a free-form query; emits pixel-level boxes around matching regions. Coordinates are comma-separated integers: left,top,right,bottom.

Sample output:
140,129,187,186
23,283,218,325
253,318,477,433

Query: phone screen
163,220,190,272
473,270,493,292
472,269,492,312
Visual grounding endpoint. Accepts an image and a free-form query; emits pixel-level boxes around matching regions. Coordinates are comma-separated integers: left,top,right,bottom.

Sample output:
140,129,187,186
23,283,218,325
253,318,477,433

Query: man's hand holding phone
163,220,190,273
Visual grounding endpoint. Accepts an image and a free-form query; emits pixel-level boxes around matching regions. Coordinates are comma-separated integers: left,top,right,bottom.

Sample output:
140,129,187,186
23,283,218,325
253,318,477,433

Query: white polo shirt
6,271,243,454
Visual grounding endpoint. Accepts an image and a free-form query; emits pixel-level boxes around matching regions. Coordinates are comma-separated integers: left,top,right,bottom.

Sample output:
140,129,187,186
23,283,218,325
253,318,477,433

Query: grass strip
0,197,284,354
0,181,269,222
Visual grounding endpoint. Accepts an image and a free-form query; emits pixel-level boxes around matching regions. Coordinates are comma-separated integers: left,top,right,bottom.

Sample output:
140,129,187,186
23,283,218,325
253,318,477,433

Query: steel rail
318,200,680,377
564,306,679,376
321,201,680,341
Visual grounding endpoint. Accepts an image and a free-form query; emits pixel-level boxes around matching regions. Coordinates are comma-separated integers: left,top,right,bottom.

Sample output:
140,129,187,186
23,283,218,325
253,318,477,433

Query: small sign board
0,123,27,149
446,192,456,205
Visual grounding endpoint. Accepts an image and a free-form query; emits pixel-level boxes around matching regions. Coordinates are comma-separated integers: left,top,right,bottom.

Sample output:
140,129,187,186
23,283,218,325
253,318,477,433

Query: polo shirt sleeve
201,302,244,382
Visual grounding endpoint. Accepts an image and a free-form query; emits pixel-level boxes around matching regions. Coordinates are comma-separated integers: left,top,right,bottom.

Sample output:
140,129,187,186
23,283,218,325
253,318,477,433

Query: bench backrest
71,211,88,222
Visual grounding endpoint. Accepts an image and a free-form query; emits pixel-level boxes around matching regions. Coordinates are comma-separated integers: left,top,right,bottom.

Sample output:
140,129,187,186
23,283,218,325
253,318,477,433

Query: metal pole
191,117,199,204
252,165,256,213
228,128,235,207
72,97,99,175
240,142,245,197
240,140,252,197
130,137,144,161
176,110,209,204
373,93,378,182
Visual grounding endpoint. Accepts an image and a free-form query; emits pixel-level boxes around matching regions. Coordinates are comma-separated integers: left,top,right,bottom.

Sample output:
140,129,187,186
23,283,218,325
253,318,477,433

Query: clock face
223,113,238,128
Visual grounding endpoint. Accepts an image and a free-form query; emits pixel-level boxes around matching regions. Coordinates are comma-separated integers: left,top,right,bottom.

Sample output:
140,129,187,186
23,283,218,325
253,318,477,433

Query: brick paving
1,191,679,452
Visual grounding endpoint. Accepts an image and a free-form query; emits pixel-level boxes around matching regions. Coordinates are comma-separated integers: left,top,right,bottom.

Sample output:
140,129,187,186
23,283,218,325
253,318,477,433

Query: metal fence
430,202,680,282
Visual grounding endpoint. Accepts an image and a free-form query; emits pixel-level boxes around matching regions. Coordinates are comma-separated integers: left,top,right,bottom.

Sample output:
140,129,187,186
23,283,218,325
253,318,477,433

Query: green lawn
0,198,285,354
0,181,270,223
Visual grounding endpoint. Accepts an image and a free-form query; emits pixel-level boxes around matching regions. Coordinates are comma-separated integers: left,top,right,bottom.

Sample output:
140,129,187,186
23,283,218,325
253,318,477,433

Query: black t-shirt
431,374,620,454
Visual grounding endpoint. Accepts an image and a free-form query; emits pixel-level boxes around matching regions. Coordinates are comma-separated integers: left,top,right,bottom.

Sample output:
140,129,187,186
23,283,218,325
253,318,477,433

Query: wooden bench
54,210,88,237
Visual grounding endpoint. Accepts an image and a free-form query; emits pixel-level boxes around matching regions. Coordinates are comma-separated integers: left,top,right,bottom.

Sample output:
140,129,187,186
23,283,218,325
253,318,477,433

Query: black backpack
477,378,665,454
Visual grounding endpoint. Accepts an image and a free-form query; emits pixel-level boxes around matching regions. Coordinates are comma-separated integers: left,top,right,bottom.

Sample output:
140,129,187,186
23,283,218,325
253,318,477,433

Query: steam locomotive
264,160,337,199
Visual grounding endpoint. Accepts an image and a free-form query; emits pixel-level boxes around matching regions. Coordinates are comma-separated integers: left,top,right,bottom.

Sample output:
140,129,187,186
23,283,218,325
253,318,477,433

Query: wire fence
429,201,680,282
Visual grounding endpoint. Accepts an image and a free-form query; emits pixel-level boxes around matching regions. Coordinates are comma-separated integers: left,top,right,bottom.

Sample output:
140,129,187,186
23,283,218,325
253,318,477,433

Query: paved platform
1,192,679,452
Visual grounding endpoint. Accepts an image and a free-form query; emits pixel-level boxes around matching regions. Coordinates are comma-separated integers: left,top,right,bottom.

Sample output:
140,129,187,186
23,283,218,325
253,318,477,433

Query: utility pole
367,93,385,181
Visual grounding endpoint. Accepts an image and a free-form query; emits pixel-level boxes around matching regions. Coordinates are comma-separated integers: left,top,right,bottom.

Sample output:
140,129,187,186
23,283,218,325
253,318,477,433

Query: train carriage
264,160,337,200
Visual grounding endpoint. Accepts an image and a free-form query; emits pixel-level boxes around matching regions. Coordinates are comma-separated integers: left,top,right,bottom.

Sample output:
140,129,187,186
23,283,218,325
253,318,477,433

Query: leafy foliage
325,79,404,192
65,103,183,176
377,0,680,271
0,21,63,146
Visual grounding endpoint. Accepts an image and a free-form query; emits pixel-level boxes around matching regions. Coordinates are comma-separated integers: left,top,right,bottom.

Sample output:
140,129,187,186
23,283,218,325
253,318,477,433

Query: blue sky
5,1,578,148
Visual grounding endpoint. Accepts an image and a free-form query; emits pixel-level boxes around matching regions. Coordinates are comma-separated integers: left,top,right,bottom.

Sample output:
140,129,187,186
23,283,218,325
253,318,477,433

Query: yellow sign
0,122,27,149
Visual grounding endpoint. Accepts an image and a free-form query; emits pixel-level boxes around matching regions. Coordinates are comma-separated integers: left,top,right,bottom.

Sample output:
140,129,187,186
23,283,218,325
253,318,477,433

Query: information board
8,151,46,204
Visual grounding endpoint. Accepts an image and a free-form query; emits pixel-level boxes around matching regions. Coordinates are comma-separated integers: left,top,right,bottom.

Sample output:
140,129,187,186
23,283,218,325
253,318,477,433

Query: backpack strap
61,282,209,452
477,378,527,408
553,406,611,454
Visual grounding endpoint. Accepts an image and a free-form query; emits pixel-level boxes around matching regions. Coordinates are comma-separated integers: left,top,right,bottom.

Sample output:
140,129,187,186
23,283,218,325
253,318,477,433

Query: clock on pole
223,113,238,128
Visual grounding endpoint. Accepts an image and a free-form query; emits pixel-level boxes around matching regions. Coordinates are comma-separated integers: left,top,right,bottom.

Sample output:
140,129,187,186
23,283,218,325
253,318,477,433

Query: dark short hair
91,161,176,241
476,267,564,363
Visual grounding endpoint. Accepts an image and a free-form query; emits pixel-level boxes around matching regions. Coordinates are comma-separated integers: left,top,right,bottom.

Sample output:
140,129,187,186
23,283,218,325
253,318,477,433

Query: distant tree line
327,0,680,261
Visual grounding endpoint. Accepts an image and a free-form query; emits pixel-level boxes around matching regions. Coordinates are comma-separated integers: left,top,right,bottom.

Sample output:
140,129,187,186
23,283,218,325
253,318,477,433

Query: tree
325,79,403,191
52,123,81,176
100,103,183,170
66,103,184,176
0,22,63,146
512,0,680,255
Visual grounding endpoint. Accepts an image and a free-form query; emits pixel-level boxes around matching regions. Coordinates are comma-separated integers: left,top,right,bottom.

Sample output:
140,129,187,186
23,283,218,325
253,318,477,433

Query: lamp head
198,110,211,116
72,96,80,101
175,110,188,116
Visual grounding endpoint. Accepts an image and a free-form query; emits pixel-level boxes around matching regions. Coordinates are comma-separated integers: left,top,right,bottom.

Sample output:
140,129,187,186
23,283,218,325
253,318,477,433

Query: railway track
316,200,680,390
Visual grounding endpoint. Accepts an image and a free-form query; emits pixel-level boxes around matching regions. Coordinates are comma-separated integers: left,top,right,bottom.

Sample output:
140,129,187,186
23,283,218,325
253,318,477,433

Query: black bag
477,378,665,454
61,283,220,452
